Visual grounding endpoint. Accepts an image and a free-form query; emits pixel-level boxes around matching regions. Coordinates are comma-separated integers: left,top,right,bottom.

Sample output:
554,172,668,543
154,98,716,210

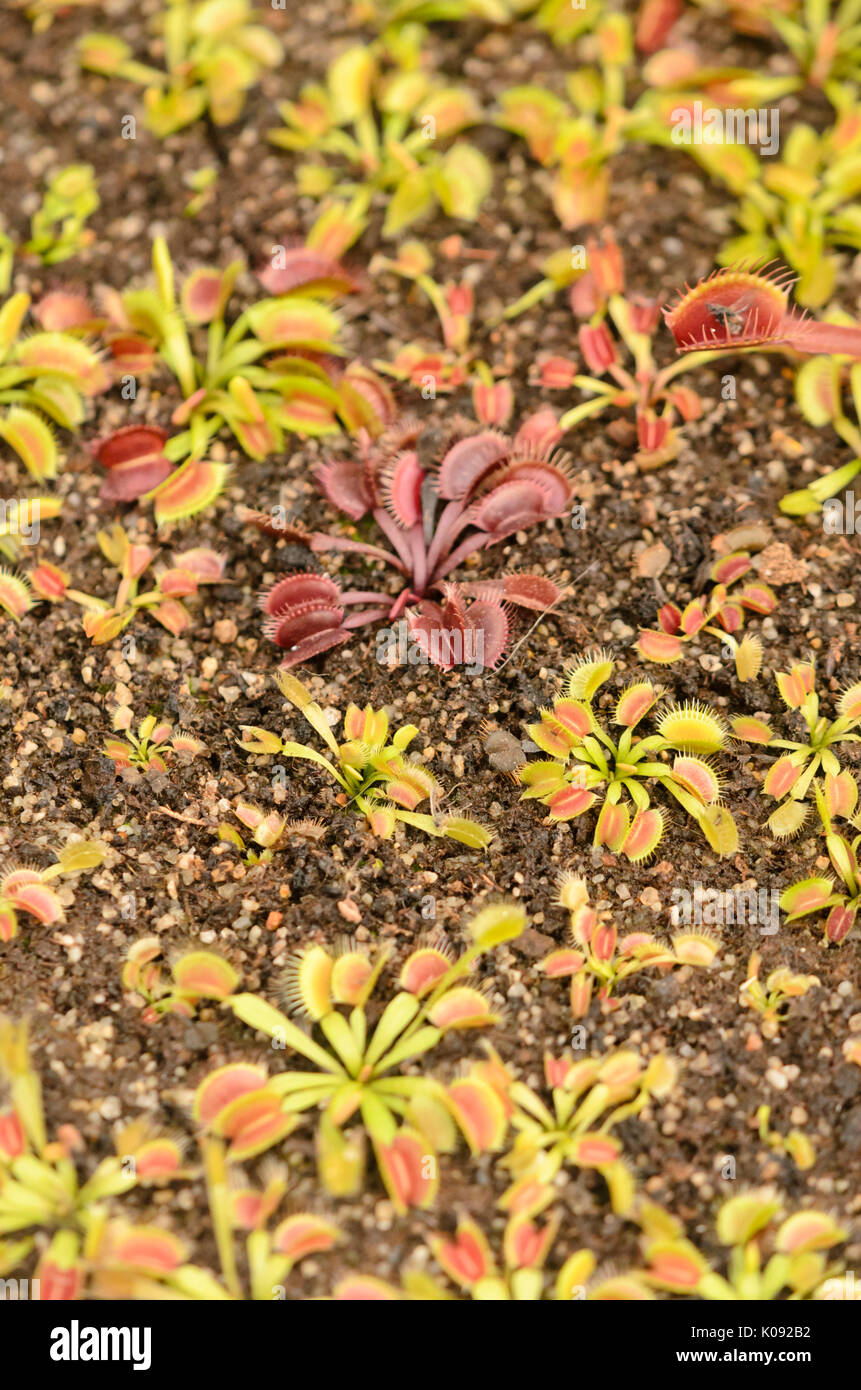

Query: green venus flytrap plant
518,650,739,861
636,1190,847,1300
475,1044,678,1217
739,950,821,1039
78,0,283,137
0,1015,188,1298
731,659,861,837
215,902,528,1210
267,35,491,237
0,291,107,482
238,672,492,847
102,707,205,774
636,548,778,682
0,840,104,945
780,778,861,943
539,871,721,1019
66,523,226,644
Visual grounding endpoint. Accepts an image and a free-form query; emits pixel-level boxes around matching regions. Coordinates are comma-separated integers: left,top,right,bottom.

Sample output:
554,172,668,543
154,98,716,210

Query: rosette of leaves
761,0,861,88
0,1015,187,1297
91,234,385,521
782,351,861,516
544,230,727,467
0,840,104,945
217,902,527,1210
0,291,107,482
121,938,241,1023
67,523,226,644
518,650,739,860
203,906,525,1212
239,673,492,846
243,413,571,668
637,548,777,680
103,707,205,774
333,1184,651,1300
0,496,65,622
780,779,861,943
267,37,491,237
636,1191,847,1300
78,0,283,137
473,1045,678,1216
90,1145,340,1300
0,166,99,292
739,950,820,1039
713,90,861,307
495,15,634,230
730,659,861,837
539,871,721,1018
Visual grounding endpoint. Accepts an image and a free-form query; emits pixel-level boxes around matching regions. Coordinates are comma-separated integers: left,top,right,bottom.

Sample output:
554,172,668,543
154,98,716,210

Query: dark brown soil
1,0,859,1297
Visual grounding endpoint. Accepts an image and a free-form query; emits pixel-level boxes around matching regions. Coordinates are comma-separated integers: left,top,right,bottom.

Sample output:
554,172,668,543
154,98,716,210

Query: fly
705,300,749,337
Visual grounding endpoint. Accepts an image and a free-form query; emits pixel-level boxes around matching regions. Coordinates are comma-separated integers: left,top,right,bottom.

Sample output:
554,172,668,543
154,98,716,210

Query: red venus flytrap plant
731,659,861,838
637,548,777,681
0,840,104,945
666,261,861,507
213,902,528,1210
518,651,739,860
539,871,721,1019
238,672,492,846
242,413,572,669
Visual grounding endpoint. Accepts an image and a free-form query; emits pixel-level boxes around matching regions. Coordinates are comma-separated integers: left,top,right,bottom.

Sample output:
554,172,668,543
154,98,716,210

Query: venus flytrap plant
495,14,635,230
780,778,861,943
539,871,721,1019
636,1191,847,1300
480,1045,678,1217
0,1015,183,1298
66,523,226,644
0,840,104,945
219,902,528,1210
0,291,108,481
121,938,240,1023
782,349,861,516
216,800,288,868
78,0,283,137
712,90,861,308
731,659,861,838
552,231,719,468
761,0,861,88
518,650,739,861
0,496,65,623
637,549,777,681
244,413,569,669
739,951,821,1039
103,707,205,775
239,673,492,846
333,1184,652,1300
267,36,491,237
756,1104,816,1171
